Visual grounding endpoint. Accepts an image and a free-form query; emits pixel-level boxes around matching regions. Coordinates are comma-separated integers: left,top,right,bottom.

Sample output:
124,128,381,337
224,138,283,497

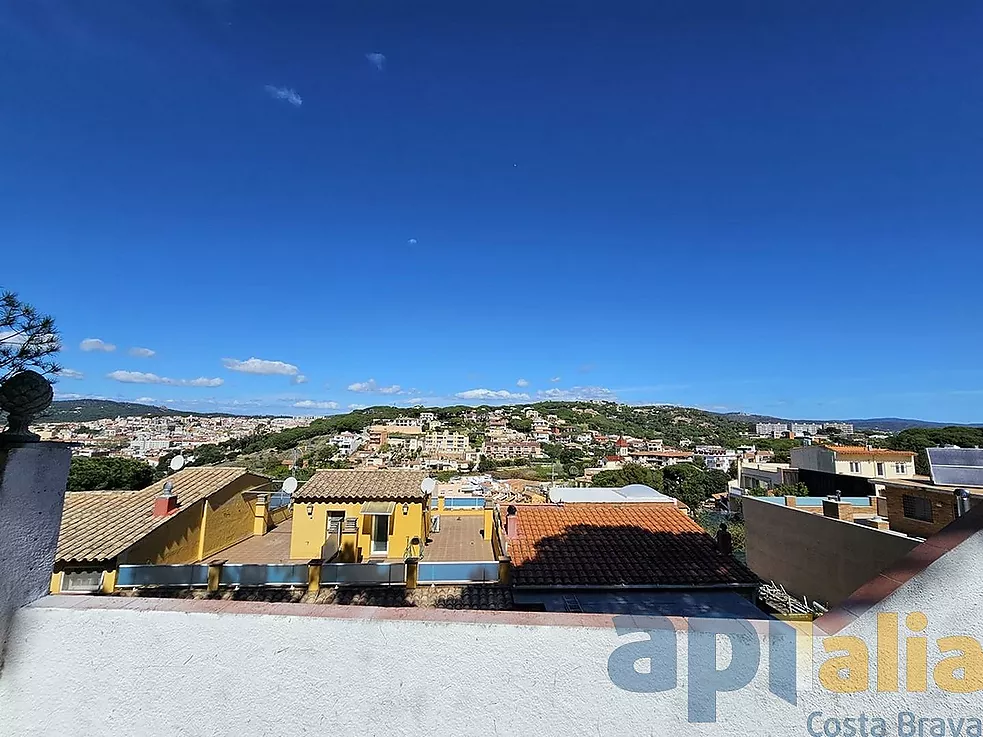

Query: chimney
153,481,179,517
505,504,519,540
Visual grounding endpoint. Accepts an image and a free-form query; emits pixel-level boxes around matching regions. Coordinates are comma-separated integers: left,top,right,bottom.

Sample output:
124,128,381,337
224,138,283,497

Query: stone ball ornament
0,370,54,440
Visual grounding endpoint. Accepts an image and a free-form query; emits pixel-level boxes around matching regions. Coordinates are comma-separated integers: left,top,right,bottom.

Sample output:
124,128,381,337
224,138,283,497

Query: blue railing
437,497,486,509
116,564,209,588
320,562,406,586
418,561,499,584
753,496,872,507
268,491,292,510
220,564,308,587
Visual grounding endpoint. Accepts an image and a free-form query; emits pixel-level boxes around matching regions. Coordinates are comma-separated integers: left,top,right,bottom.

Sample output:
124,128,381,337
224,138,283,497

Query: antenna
282,476,299,495
169,454,186,472
421,477,437,495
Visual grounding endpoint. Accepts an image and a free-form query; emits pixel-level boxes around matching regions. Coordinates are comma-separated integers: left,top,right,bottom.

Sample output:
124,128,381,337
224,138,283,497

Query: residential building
423,431,470,457
389,416,423,428
505,502,761,613
693,446,738,472
755,422,788,436
289,470,431,562
331,431,364,456
791,444,916,482
790,423,821,436
51,467,272,593
626,449,693,467
483,440,544,460
614,436,629,457
877,478,983,538
419,412,436,423
736,462,799,493
824,422,854,434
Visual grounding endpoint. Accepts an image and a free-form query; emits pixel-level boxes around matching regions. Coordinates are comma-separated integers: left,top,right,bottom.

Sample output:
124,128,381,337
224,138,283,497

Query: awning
361,501,396,516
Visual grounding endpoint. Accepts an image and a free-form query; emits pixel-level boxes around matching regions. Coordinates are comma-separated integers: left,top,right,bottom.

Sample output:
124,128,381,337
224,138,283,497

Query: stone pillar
253,494,269,536
405,557,419,589
822,498,854,522
307,560,322,595
0,371,71,655
497,556,512,586
207,561,225,593
784,495,797,508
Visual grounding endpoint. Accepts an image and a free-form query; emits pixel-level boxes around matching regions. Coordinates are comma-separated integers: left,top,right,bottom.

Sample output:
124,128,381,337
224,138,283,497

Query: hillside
38,399,252,423
722,412,979,432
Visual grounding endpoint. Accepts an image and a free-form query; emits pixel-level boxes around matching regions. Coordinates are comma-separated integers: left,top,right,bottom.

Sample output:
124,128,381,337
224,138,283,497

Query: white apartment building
389,416,423,428
484,441,544,460
330,432,364,456
755,423,788,436
824,422,855,434
419,412,437,423
424,431,470,457
694,448,739,472
791,423,821,436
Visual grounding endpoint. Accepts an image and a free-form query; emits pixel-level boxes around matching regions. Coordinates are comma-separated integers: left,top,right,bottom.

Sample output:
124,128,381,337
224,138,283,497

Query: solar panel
927,447,983,487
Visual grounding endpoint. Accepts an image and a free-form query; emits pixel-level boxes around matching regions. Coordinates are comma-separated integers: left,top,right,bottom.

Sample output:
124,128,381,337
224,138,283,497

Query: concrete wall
0,441,71,649
743,495,919,607
790,446,834,473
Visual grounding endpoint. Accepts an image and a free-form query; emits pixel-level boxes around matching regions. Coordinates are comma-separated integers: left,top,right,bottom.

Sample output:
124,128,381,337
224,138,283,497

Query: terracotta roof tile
56,467,263,564
296,469,427,501
509,503,758,588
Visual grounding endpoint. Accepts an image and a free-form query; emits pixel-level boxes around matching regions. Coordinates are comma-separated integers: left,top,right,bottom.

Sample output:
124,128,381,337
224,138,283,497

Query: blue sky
2,1,982,421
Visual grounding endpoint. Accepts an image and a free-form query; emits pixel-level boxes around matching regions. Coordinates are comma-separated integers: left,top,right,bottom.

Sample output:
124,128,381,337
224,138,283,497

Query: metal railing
320,562,406,586
432,497,486,509
116,564,209,588
219,564,308,587
418,561,499,584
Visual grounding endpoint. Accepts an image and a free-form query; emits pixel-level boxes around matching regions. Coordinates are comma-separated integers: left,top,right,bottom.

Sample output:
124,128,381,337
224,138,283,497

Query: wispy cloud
59,368,85,379
348,403,367,410
537,386,616,401
455,388,530,401
348,379,402,394
292,375,309,385
223,357,300,376
264,85,302,107
80,338,115,352
408,238,418,245
107,370,224,387
550,376,561,383
365,52,386,71
516,378,529,387
293,400,339,410
134,396,156,403
128,346,155,358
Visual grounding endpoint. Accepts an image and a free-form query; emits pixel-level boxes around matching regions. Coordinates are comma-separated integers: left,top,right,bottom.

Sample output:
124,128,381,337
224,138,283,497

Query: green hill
38,399,256,423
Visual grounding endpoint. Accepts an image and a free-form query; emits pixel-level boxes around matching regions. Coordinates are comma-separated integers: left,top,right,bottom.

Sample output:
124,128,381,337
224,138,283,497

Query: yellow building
289,470,430,562
51,467,271,593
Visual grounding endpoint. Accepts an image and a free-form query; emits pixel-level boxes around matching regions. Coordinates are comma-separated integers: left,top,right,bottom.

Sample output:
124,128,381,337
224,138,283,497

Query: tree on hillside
68,457,154,491
591,463,663,490
1,290,61,381
888,426,983,475
662,463,725,511
508,417,532,433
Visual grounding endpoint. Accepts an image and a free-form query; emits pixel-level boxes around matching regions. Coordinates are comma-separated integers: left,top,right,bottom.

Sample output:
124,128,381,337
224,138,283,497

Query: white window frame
849,461,862,473
370,514,390,557
61,569,104,594
896,463,907,474
876,462,885,476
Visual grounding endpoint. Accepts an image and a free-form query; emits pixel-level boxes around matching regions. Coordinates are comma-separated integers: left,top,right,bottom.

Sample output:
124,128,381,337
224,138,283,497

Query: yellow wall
290,499,428,561
121,474,265,565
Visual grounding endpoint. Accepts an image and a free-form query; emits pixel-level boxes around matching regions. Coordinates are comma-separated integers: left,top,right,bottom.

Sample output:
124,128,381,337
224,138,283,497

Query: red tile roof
826,445,915,458
509,503,758,588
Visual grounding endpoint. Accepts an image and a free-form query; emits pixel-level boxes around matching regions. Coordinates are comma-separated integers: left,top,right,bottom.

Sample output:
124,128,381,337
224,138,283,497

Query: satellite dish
282,476,299,495
169,454,186,472
421,477,437,494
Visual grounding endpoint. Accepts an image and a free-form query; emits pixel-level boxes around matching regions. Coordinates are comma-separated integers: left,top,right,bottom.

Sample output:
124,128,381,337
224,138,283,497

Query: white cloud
222,357,300,376
537,386,617,401
347,378,402,394
292,375,309,385
128,347,155,358
107,371,224,387
550,376,561,382
134,396,156,403
2,330,59,349
455,389,530,401
59,368,85,379
80,338,115,352
293,400,339,410
516,378,529,387
264,85,302,107
408,238,418,245
348,403,367,410
365,52,386,71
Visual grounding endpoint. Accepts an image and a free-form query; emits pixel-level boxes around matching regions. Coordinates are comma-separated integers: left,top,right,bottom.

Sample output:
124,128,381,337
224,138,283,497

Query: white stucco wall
0,441,71,649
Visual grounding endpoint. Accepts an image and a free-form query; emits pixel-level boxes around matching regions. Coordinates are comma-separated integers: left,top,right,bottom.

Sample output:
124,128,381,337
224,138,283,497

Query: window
902,494,933,523
876,462,885,476
61,569,103,593
849,462,862,473
895,463,907,474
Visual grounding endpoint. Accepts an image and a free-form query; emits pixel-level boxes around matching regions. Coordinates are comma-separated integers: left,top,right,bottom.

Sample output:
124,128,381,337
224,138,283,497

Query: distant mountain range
25,399,977,430
38,399,260,423
722,413,982,432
